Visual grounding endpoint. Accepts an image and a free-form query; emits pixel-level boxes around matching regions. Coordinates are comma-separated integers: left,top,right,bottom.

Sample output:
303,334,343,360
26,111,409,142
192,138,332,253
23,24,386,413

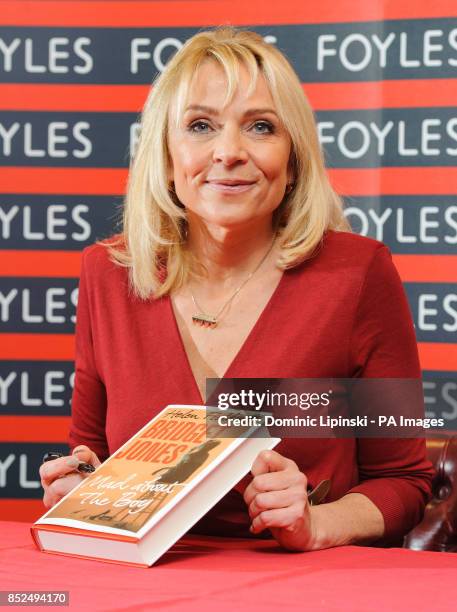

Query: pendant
192,313,217,328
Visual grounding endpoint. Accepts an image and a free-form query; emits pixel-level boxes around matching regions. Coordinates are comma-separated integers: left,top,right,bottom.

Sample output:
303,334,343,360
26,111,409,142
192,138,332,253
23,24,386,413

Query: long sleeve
346,245,435,543
63,234,435,543
68,247,110,462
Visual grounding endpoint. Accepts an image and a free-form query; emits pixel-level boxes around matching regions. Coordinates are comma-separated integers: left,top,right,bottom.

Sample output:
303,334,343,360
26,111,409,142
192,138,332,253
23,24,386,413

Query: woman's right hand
39,445,101,509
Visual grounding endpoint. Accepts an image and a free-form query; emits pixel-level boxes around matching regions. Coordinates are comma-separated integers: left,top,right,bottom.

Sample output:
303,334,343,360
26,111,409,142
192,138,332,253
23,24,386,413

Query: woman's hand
243,449,318,551
39,445,101,509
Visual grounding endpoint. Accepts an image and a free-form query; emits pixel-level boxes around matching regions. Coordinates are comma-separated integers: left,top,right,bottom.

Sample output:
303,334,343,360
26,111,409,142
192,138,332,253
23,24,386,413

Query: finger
44,472,83,505
71,445,101,467
39,455,84,488
244,470,307,506
43,472,84,509
250,449,295,478
250,503,305,535
40,446,101,488
248,486,306,520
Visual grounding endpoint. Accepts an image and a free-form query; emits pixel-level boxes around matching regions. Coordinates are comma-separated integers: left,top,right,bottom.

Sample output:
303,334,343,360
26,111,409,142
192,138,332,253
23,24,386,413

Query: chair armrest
404,436,457,552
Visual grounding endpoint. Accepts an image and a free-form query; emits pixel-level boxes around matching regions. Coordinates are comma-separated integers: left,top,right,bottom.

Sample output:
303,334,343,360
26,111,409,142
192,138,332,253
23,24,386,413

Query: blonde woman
40,27,434,552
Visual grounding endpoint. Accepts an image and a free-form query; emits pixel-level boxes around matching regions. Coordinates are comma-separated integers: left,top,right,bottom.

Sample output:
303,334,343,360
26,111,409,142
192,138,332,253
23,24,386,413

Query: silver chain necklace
190,238,276,329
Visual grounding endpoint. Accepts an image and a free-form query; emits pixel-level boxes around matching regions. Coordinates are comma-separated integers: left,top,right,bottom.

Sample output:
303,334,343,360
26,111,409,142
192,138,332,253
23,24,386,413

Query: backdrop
1,0,456,521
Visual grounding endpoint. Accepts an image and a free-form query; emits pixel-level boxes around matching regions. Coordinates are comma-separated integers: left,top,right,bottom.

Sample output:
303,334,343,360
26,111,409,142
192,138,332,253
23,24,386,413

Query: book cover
36,404,279,540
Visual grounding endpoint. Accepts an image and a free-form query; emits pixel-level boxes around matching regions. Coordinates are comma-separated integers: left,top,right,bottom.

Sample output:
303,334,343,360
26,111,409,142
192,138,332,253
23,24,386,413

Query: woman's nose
212,126,248,165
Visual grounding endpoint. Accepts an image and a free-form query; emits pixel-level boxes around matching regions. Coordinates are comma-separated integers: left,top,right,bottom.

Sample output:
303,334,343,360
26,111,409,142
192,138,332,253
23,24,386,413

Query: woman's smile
204,179,257,194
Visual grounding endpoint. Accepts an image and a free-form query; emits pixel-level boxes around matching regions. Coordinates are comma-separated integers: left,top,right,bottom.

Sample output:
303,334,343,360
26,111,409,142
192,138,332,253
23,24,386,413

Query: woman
40,27,434,552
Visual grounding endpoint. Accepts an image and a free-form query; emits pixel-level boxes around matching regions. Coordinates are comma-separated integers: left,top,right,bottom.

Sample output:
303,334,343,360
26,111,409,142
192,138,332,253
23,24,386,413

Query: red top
69,230,434,544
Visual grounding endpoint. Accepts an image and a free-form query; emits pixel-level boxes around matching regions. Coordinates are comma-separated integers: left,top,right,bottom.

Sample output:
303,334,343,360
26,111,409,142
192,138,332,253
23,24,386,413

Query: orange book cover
33,405,280,545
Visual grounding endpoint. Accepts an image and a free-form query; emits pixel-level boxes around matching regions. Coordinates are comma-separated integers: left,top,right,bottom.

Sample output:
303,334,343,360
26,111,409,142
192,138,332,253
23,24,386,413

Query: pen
42,451,96,474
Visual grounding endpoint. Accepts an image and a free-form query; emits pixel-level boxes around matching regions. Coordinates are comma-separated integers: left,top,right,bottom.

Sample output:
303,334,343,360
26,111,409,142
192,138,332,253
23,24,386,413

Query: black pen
42,451,96,474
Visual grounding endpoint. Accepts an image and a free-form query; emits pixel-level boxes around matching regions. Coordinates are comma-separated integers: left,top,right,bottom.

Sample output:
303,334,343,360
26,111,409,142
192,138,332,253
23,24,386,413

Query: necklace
190,238,276,329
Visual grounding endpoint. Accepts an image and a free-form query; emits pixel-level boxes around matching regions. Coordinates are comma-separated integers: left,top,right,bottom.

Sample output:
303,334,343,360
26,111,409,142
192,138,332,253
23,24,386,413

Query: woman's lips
205,181,256,194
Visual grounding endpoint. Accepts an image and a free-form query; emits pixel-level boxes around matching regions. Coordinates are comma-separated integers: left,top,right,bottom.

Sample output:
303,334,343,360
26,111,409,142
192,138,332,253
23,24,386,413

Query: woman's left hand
243,449,318,551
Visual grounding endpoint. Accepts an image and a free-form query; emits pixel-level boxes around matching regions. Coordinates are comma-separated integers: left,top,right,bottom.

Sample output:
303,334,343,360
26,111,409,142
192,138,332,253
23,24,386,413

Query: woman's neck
186,219,278,288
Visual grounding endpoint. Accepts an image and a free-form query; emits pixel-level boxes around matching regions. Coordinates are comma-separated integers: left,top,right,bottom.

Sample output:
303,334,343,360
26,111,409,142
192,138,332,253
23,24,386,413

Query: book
32,404,281,567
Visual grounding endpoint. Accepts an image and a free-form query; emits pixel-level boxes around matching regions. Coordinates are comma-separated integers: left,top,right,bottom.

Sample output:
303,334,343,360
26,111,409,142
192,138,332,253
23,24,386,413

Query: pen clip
307,479,331,506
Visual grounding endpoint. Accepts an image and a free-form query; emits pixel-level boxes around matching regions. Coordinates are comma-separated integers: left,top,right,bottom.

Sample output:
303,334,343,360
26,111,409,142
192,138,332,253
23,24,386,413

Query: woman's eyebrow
184,104,278,117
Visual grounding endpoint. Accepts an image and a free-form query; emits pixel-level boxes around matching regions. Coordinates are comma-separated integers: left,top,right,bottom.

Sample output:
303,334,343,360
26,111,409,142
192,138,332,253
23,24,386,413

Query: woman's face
167,60,293,232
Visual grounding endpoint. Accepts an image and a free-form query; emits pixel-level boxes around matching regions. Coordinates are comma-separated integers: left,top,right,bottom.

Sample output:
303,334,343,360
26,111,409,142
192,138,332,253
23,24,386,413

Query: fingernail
73,449,85,455
66,456,79,468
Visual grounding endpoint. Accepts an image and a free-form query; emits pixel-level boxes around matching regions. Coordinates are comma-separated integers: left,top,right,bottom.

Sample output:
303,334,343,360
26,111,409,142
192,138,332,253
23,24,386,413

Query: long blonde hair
106,27,350,299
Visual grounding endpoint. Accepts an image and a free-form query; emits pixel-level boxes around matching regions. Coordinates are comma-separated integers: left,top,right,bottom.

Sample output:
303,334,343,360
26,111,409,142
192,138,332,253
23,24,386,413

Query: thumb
72,445,102,467
250,449,287,477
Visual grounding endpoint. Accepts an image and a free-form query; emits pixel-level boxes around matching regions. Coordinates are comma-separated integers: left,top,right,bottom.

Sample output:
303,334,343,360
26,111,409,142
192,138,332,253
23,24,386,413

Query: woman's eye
187,120,274,135
252,121,274,134
188,121,211,133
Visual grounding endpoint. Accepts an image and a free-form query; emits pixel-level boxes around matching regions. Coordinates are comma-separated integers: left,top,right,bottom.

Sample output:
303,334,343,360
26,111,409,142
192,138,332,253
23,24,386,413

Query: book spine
30,525,44,551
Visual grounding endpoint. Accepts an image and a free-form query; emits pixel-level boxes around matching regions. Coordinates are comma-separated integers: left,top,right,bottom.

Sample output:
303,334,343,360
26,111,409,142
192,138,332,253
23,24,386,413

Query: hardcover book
32,404,281,567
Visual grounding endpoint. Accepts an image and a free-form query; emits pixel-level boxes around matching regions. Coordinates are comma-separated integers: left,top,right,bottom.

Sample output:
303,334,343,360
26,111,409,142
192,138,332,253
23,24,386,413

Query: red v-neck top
69,230,434,544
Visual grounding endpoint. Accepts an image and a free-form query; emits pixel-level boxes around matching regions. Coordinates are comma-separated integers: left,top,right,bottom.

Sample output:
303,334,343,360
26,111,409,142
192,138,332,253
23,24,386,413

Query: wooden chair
403,436,457,552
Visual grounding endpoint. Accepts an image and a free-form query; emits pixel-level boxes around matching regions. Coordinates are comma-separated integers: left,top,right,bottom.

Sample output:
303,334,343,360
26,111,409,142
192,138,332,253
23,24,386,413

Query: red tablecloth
1,521,456,611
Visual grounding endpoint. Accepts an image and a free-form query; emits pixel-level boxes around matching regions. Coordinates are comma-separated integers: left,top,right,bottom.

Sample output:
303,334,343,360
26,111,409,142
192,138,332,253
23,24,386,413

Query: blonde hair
106,26,350,299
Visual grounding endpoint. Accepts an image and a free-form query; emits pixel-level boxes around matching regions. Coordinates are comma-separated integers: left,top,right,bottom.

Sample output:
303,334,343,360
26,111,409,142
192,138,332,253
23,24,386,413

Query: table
1,521,456,611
